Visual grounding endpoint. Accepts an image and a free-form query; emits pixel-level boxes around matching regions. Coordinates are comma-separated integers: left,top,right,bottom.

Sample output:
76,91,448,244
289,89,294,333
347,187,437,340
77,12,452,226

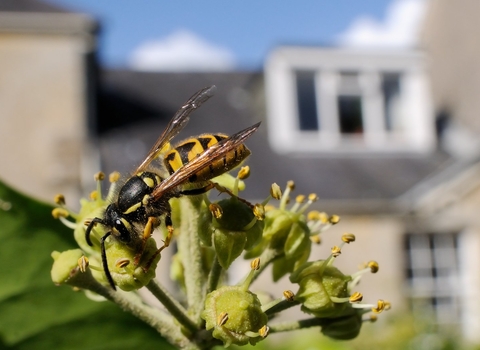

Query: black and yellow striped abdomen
164,133,251,182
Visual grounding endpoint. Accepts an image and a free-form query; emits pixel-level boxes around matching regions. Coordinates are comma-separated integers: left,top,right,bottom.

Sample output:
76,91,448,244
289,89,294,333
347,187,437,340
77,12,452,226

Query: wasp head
104,203,133,244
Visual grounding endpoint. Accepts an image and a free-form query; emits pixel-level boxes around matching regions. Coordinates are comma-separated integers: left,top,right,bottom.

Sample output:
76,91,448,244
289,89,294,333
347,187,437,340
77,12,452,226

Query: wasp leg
178,182,215,196
162,213,174,250
180,182,254,208
142,213,174,272
134,216,158,266
100,231,116,290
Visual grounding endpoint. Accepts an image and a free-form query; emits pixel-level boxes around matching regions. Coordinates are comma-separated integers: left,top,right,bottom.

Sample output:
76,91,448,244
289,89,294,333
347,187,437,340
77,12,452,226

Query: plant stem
146,279,199,334
268,318,322,333
206,256,222,294
264,299,300,318
178,196,207,324
71,271,198,349
252,247,282,283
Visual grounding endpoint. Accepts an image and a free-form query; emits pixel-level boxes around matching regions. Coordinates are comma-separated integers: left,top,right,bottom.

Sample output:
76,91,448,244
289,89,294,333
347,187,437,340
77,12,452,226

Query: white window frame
404,232,462,327
264,47,436,154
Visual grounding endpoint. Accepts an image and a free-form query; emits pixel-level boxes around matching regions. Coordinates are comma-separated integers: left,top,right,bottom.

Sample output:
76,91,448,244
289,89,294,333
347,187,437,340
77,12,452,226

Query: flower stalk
51,171,389,349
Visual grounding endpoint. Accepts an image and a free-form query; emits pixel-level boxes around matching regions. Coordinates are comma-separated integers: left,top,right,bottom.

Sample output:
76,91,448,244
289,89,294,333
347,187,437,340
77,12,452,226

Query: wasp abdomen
164,134,251,182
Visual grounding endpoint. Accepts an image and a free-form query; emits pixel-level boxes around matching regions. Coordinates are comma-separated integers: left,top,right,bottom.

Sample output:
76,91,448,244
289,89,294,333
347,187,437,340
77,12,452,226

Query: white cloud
128,29,236,71
336,0,428,48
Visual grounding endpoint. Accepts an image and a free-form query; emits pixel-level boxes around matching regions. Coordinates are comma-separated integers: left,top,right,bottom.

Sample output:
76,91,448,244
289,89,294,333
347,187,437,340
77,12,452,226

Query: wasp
84,86,260,290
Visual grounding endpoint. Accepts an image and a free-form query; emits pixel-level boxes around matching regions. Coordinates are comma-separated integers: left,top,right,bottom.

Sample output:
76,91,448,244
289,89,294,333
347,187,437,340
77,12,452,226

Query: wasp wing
150,122,261,199
133,85,217,174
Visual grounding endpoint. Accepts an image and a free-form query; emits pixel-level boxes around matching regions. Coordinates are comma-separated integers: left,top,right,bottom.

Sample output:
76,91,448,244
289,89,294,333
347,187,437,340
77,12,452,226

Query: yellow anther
251,258,261,271
319,212,329,223
295,194,306,204
209,203,223,219
237,166,250,180
286,180,295,191
270,183,282,200
54,194,65,206
329,215,340,224
372,300,386,314
116,258,130,268
90,190,98,201
308,193,318,202
349,292,363,303
94,171,105,181
259,325,269,338
341,233,356,243
253,204,265,220
264,204,276,212
109,171,121,183
331,246,341,257
307,210,320,221
283,290,295,302
384,301,391,311
310,235,321,244
52,207,69,219
217,312,229,326
78,255,89,273
368,261,379,273
370,314,378,322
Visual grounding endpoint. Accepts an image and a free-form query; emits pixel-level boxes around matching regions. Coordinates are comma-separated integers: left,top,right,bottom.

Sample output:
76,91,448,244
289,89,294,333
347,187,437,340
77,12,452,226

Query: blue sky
48,0,426,70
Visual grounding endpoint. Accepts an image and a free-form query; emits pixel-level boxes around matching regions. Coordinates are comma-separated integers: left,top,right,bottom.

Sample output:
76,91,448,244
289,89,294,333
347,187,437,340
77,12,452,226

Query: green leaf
0,180,173,349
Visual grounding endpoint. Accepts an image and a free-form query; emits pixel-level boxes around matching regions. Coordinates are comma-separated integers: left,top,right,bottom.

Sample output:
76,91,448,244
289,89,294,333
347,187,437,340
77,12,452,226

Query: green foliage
0,180,173,349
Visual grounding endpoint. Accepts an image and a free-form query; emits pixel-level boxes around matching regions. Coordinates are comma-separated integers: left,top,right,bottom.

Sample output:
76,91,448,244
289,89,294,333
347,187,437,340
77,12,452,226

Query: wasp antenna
85,217,104,246
100,231,117,290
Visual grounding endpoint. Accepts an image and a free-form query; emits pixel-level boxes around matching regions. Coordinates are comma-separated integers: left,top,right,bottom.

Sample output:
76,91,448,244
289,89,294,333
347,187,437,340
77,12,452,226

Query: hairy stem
178,196,207,324
252,247,282,283
268,318,323,333
69,271,198,349
147,279,199,334
206,256,222,294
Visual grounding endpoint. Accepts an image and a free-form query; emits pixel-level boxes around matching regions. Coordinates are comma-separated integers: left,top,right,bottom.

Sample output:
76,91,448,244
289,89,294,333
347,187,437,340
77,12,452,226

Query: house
0,0,98,204
4,0,480,343
95,9,480,342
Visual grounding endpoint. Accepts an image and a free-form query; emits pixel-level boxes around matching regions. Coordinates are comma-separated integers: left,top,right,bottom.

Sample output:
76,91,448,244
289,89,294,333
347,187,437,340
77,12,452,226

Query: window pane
338,95,363,134
382,73,401,131
295,70,319,131
404,233,461,327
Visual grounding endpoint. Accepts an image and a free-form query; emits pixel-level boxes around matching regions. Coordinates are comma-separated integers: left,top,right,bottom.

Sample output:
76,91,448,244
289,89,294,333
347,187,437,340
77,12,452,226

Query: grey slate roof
0,0,98,34
0,0,69,13
97,70,453,214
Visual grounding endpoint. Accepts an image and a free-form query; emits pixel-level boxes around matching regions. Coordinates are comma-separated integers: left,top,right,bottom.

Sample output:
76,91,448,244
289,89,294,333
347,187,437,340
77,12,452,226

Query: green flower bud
212,198,264,269
290,260,352,318
263,209,295,248
202,285,268,347
214,229,247,269
51,249,85,285
104,237,160,291
318,308,363,340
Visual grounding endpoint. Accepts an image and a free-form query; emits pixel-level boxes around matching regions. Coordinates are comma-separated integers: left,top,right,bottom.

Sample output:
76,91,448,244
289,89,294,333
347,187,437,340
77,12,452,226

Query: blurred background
2,0,480,347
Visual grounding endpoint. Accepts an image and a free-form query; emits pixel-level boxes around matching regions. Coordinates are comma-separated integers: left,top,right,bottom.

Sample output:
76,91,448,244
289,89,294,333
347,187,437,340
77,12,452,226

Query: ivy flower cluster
51,167,389,349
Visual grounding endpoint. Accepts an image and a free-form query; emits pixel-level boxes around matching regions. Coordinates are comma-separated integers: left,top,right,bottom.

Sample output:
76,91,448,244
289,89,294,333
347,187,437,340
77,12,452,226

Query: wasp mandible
84,86,260,290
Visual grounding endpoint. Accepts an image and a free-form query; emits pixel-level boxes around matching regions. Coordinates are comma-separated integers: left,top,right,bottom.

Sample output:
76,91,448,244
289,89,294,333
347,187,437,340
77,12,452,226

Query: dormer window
265,47,435,154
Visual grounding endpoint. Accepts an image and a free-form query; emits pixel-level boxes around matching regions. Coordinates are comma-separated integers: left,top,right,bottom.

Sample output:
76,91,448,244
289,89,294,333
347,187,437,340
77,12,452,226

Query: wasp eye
114,219,131,243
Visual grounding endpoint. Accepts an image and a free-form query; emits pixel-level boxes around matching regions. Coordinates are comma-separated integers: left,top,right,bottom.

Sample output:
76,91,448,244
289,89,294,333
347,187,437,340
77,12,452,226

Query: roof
0,0,69,13
0,0,98,34
97,70,454,214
